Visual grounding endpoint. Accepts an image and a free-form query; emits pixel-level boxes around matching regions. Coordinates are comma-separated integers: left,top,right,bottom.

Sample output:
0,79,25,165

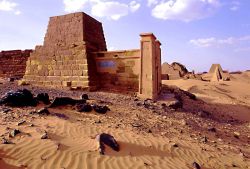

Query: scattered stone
0,107,11,114
161,103,166,107
198,111,211,118
37,108,50,115
183,91,196,100
29,110,37,115
232,163,237,167
93,104,110,114
233,132,240,139
132,123,142,128
201,136,208,143
81,94,89,100
172,143,178,148
136,102,142,106
166,99,183,110
17,120,26,126
36,93,50,105
9,129,20,137
29,124,34,127
7,78,15,82
1,138,11,144
54,113,68,119
0,89,37,107
41,132,48,139
95,133,120,155
192,162,201,169
49,97,86,108
181,119,187,126
208,127,216,132
95,120,102,124
77,103,92,112
148,129,152,133
18,80,29,86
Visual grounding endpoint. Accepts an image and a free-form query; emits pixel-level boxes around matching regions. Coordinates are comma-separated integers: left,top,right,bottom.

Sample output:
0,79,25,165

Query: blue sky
0,0,250,72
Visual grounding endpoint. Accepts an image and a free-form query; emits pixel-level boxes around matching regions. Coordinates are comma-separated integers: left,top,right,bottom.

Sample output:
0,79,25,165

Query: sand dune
0,115,249,169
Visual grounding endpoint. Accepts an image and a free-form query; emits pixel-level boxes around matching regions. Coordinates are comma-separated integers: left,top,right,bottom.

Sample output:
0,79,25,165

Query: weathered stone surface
23,12,107,89
0,50,32,78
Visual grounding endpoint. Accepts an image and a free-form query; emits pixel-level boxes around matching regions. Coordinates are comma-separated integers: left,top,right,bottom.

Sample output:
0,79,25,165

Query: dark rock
53,113,68,119
198,111,211,118
93,104,110,114
136,102,142,106
36,93,50,105
77,103,92,112
96,133,120,155
95,120,102,124
41,132,48,139
9,129,20,137
167,99,183,110
134,98,139,101
183,90,196,100
208,127,216,132
201,136,208,143
233,132,240,139
172,143,178,147
49,97,86,108
7,78,15,82
0,89,37,107
192,162,201,169
132,123,142,127
37,108,50,115
0,107,11,114
17,120,26,126
81,94,89,100
161,103,167,107
29,124,34,127
1,138,11,144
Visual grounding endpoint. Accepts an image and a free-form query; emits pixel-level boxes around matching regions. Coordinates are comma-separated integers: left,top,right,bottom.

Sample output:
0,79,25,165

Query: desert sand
0,72,250,169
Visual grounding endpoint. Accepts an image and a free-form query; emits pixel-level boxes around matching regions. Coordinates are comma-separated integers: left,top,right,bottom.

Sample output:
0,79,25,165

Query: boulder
0,89,37,107
37,108,50,115
81,94,89,100
49,97,86,108
36,93,50,105
192,162,201,169
93,104,110,114
95,133,120,155
77,103,92,112
9,129,20,137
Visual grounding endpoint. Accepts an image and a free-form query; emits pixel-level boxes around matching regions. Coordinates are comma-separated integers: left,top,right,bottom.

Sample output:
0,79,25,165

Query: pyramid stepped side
23,12,107,90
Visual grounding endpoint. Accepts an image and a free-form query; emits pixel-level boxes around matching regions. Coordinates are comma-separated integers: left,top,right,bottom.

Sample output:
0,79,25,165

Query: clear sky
0,0,249,72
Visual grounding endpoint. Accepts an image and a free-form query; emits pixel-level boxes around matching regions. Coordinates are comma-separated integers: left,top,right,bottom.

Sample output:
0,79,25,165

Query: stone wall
21,12,162,100
23,12,106,90
92,50,140,92
0,50,32,78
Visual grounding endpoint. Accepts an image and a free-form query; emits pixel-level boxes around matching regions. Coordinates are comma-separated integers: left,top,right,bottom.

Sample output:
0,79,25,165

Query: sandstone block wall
139,33,162,100
23,12,106,89
92,50,140,92
21,12,162,99
0,50,32,78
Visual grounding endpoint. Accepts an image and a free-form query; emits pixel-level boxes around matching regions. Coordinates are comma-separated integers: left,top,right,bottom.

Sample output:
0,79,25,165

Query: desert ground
0,72,249,169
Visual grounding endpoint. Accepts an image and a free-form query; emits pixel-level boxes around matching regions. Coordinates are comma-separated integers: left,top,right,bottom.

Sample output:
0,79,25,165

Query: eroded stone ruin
202,64,230,81
0,50,32,78
21,12,162,100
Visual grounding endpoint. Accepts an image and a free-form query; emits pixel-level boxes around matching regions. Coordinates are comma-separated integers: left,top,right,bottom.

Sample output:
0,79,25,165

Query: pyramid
23,12,106,90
